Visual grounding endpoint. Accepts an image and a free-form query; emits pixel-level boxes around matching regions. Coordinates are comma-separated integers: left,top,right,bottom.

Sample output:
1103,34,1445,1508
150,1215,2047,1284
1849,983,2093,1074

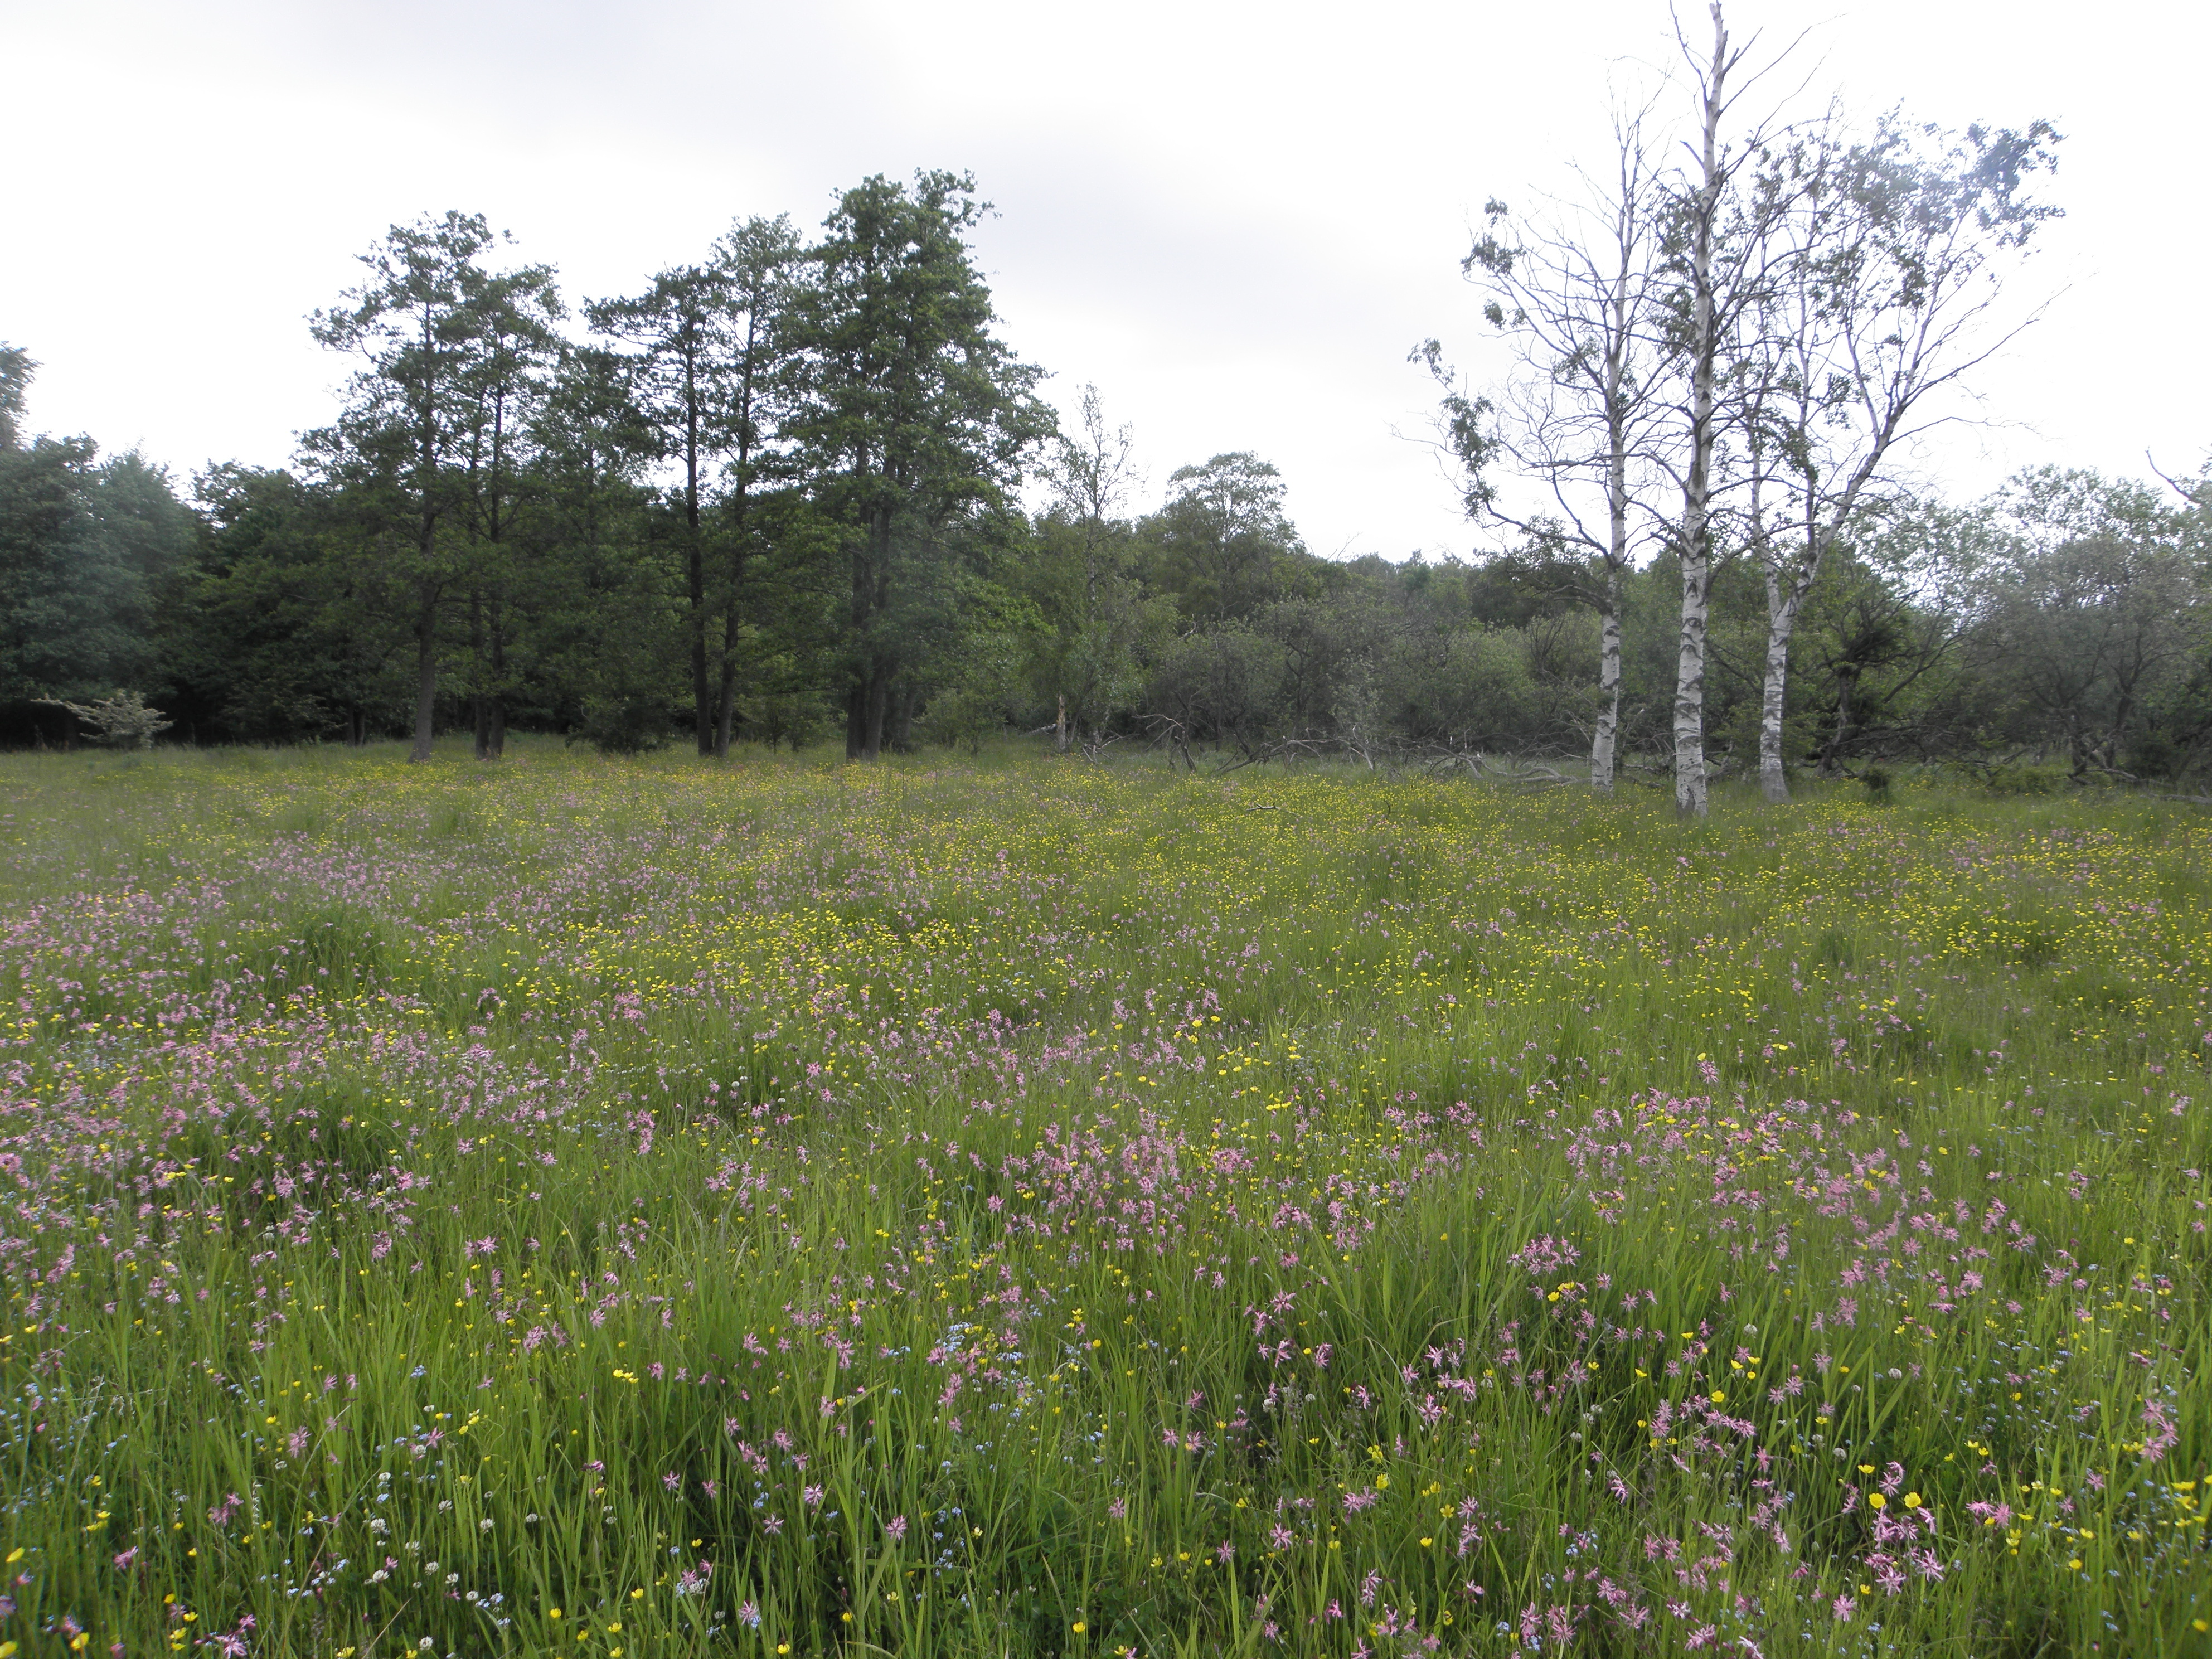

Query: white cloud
3,0,2201,556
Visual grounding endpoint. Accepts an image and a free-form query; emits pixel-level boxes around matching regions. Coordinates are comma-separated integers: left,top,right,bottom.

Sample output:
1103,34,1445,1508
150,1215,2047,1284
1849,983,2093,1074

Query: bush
1980,761,2065,796
573,690,670,754
37,688,172,749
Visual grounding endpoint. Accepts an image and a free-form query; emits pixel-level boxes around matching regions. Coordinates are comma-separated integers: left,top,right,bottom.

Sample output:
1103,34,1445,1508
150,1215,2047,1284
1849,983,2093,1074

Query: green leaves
782,171,1055,759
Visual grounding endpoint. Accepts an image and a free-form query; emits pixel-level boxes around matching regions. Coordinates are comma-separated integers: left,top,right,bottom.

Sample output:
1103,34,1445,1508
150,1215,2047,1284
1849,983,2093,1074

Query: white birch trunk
1594,316,1632,793
1673,3,1726,819
1758,569,1802,801
1592,563,1623,792
1673,542,1710,816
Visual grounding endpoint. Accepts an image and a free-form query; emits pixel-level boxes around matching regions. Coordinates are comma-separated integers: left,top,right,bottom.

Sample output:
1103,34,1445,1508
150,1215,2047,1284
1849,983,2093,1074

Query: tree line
2,59,2208,794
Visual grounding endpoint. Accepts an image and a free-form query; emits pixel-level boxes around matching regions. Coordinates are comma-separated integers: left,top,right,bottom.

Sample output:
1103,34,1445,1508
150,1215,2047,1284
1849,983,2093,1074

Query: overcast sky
4,0,2203,559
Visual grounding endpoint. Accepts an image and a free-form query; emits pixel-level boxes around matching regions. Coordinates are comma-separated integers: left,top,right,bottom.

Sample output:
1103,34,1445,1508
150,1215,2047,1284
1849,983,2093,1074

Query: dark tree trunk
486,599,507,759
1820,665,1860,775
410,590,439,763
890,681,916,753
682,355,714,757
846,664,892,761
845,507,895,760
714,618,739,759
865,675,890,760
414,646,438,765
712,541,748,758
469,589,490,760
846,682,865,760
688,527,711,755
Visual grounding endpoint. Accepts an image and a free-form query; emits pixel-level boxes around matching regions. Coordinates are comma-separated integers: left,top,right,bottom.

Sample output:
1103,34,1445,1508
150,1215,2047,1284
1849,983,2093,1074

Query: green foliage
783,171,1055,759
174,464,404,744
1137,453,1308,629
4,199,2207,794
34,688,172,748
574,688,673,754
0,355,202,728
0,342,30,450
1964,468,2212,780
304,210,564,761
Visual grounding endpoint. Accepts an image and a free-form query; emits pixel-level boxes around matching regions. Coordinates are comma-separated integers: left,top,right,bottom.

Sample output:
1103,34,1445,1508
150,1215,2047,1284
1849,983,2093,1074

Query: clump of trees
3,147,2208,791
1419,2,2078,811
1,344,201,729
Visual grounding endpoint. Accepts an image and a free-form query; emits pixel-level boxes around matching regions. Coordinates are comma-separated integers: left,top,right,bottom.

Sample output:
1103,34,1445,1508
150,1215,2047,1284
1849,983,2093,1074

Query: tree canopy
1,147,2205,793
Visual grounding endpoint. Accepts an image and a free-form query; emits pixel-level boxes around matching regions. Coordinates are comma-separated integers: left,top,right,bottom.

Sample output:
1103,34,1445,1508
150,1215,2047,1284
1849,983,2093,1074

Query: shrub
37,688,172,748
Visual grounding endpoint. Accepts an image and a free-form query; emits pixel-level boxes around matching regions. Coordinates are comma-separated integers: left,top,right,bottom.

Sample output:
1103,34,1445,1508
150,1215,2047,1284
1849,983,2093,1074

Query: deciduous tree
1739,113,2060,799
1416,96,1669,792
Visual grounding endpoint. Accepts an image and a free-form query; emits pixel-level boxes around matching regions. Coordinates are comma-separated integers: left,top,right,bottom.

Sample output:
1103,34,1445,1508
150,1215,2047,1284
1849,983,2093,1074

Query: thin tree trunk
891,682,917,753
714,505,749,759
1759,571,1801,801
1592,564,1624,792
409,292,443,768
1673,1,1728,819
1056,693,1069,754
470,589,491,761
714,616,739,759
1594,208,1636,795
686,359,712,757
846,506,894,760
688,530,711,756
476,378,510,763
410,589,439,764
1674,547,1711,814
846,681,868,761
861,673,889,761
486,600,506,760
716,289,772,763
1821,666,1859,774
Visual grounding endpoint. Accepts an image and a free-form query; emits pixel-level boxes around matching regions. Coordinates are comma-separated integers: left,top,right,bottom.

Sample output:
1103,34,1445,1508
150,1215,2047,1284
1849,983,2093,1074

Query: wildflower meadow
0,744,2205,1658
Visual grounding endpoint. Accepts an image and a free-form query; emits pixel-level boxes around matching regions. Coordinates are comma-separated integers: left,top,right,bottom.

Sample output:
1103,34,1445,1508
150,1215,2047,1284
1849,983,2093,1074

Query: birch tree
1415,98,1669,792
1421,3,1786,808
1657,1,1787,817
1740,114,2061,799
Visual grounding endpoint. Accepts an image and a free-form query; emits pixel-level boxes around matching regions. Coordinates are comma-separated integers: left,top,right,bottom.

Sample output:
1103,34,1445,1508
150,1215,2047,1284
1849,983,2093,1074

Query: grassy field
0,741,2205,1658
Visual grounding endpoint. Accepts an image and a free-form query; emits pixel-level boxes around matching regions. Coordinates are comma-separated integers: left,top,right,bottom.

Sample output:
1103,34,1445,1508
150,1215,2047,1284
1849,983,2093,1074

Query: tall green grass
0,740,2203,1657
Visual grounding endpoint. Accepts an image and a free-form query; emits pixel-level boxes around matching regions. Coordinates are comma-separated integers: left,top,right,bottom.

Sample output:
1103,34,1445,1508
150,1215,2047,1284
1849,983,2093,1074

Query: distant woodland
4,32,2209,799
